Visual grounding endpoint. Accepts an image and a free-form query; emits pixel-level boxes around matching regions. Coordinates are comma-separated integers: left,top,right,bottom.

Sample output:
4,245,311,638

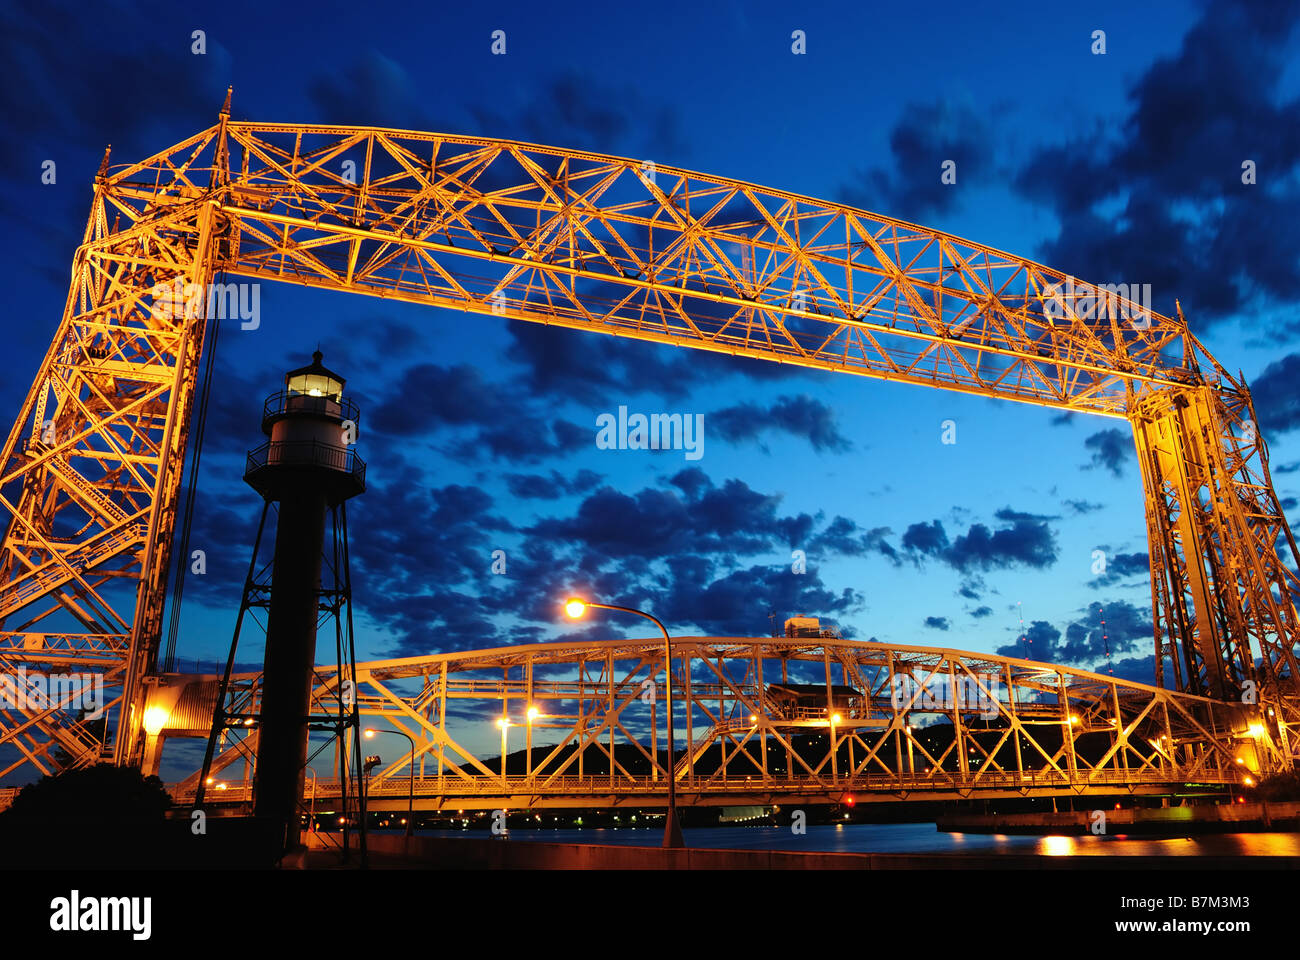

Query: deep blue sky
4,0,1300,774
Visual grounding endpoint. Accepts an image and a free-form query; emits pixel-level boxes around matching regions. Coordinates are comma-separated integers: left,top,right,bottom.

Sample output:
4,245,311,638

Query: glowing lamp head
527,706,540,720
496,717,510,729
285,350,344,401
831,713,842,724
564,598,587,619
142,705,169,737
364,729,376,739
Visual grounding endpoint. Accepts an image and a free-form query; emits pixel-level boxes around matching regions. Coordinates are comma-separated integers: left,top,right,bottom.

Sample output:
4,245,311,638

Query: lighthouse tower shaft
242,351,365,849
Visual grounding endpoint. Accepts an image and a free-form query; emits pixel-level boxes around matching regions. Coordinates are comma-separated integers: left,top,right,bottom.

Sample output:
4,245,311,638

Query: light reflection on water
416,823,1300,856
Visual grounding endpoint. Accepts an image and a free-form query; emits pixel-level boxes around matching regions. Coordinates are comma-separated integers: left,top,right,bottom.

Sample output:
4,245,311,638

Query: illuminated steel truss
163,637,1263,810
0,106,1296,780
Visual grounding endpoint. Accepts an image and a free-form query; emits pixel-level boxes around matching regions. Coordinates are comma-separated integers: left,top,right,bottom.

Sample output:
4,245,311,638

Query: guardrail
261,390,360,425
168,766,1236,805
245,439,366,487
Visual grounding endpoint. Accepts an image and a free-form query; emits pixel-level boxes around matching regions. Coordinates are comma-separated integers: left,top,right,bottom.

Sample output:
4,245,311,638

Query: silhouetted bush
1246,770,1300,802
0,764,173,868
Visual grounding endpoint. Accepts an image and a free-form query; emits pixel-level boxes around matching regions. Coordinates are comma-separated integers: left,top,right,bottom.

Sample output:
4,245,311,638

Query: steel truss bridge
162,637,1259,811
0,97,1296,788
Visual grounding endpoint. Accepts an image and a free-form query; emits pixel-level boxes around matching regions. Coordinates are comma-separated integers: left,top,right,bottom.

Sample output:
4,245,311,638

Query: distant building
783,616,841,639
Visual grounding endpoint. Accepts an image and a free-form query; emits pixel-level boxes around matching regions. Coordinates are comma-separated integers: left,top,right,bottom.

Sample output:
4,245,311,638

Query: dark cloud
366,361,589,464
502,322,804,407
970,606,993,619
468,70,686,159
993,507,1057,524
902,512,1057,572
1013,1,1300,328
945,515,1057,573
504,469,603,500
1061,600,1153,663
369,363,509,436
0,2,229,175
923,616,950,631
709,395,851,453
459,417,589,465
1250,353,1300,436
1063,499,1105,516
1091,551,1150,589
307,50,444,130
669,467,712,501
902,520,949,555
1083,428,1132,477
467,470,883,646
837,99,989,218
1104,654,1157,686
658,563,862,638
997,620,1061,662
526,477,786,562
805,517,899,565
995,600,1152,670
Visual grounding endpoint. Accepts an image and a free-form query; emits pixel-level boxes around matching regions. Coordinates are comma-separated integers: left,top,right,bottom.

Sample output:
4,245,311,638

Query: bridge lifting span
163,636,1262,810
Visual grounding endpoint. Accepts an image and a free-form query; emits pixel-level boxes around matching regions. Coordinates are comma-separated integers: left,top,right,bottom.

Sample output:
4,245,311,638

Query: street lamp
364,728,415,837
564,597,685,848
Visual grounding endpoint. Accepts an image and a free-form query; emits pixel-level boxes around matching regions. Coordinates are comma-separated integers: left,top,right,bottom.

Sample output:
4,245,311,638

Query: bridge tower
195,351,367,854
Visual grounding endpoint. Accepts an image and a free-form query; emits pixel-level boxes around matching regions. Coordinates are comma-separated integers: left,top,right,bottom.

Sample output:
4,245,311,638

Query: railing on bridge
169,765,1239,809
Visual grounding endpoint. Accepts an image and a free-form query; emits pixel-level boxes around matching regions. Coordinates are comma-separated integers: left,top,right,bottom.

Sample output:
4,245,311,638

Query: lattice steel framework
0,106,1296,780
163,637,1264,810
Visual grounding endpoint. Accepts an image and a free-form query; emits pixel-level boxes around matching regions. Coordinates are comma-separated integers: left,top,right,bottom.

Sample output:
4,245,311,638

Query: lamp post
564,598,685,848
304,765,318,830
364,728,415,837
526,705,540,778
495,716,512,785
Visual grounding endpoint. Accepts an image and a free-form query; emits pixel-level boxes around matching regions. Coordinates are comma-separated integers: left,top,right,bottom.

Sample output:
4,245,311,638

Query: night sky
3,0,1300,777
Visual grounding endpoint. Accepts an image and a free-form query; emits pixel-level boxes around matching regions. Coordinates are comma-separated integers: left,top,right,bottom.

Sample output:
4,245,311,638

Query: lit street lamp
364,728,415,837
564,597,685,848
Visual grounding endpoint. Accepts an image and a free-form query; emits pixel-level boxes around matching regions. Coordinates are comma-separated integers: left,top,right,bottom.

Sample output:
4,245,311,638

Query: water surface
410,823,1300,857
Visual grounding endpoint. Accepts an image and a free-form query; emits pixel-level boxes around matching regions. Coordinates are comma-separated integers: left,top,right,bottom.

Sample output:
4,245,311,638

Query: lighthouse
244,350,366,850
